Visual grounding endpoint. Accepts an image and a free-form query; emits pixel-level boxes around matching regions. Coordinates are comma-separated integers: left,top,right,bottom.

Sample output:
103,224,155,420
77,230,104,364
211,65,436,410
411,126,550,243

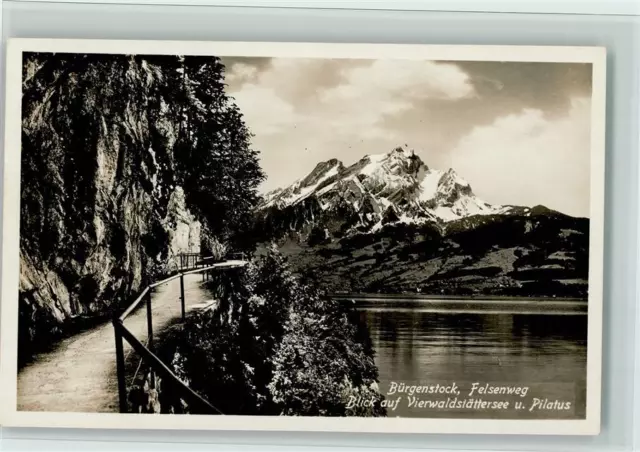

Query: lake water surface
353,299,587,419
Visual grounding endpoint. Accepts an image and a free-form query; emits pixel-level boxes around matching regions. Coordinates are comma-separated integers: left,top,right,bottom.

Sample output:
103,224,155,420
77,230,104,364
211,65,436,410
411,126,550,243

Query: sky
221,57,592,218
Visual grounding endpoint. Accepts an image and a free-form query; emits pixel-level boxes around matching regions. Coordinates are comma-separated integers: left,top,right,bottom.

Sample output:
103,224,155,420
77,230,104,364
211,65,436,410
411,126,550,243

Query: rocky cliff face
18,54,203,357
164,187,201,272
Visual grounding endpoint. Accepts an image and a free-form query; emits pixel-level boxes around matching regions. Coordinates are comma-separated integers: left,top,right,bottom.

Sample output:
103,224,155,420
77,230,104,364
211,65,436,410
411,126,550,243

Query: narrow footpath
17,272,216,413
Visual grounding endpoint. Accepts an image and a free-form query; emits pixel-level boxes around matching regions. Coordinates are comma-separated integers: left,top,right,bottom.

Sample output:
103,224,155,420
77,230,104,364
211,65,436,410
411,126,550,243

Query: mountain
258,146,532,239
255,147,589,298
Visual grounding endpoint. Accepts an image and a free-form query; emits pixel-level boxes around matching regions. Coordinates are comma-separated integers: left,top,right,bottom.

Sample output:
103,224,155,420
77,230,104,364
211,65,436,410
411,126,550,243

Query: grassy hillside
266,210,589,299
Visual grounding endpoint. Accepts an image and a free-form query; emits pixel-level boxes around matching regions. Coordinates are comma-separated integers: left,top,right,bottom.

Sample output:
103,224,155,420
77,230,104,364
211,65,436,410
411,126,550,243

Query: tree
268,301,386,416
164,247,385,417
174,56,264,252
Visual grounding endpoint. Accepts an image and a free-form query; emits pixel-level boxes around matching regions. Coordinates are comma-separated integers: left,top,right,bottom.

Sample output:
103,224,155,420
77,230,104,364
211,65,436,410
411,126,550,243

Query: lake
352,298,588,419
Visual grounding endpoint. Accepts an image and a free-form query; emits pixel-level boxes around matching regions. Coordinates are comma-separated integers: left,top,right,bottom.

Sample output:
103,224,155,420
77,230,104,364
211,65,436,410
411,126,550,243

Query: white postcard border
0,38,606,435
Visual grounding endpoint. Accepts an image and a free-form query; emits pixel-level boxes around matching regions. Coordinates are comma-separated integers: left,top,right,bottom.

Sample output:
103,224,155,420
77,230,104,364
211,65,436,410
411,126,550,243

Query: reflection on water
356,301,587,419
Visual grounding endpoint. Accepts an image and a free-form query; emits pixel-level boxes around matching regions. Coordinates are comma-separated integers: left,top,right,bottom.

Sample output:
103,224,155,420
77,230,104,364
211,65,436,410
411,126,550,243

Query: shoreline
328,293,587,303
330,293,588,315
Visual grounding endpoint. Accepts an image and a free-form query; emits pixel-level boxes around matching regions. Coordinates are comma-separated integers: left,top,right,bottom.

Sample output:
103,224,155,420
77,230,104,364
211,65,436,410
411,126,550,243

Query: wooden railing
178,252,201,270
178,252,246,270
112,252,246,414
228,252,246,261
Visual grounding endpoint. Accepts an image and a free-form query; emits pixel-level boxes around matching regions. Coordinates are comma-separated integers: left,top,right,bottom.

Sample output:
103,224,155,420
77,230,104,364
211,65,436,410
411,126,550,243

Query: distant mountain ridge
258,146,563,238
254,146,589,298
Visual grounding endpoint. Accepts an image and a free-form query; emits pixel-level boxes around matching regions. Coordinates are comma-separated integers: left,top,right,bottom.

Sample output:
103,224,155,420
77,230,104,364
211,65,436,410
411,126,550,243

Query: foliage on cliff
163,247,385,416
19,52,263,360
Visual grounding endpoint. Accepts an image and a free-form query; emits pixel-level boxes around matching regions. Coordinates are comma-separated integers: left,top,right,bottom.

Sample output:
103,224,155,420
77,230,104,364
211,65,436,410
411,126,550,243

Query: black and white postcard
0,39,606,435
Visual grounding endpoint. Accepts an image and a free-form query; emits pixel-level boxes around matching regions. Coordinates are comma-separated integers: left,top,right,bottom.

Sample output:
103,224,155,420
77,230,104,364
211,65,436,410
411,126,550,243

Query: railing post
180,273,186,322
113,319,128,413
146,289,156,389
146,289,153,350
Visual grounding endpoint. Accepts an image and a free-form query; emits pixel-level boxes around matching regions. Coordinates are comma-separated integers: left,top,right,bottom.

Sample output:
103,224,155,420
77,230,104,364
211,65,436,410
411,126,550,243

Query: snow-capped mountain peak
262,158,344,208
346,147,425,185
259,146,512,232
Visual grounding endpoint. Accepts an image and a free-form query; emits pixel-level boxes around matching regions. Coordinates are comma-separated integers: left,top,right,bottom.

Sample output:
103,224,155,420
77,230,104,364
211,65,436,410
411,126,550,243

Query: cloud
322,59,476,104
224,57,592,210
227,59,475,139
226,58,477,189
227,58,344,139
225,62,259,85
323,60,476,141
450,97,591,217
230,84,297,136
